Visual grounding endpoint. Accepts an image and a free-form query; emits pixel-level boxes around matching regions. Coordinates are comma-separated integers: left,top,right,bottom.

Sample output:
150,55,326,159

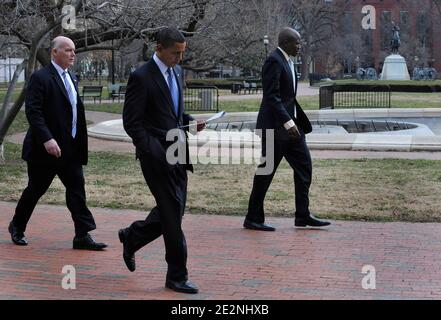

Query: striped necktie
62,71,77,138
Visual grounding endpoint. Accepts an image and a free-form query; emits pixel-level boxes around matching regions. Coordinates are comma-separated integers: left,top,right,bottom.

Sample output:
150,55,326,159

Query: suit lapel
68,71,79,93
150,60,178,120
49,63,71,103
275,49,295,96
293,66,298,96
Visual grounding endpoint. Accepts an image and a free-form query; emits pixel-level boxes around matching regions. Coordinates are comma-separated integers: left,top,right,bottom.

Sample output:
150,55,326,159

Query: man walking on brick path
120,27,205,294
244,28,331,231
8,36,107,251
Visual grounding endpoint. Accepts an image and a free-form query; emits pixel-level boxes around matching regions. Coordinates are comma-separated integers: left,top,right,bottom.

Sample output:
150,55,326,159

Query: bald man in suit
244,28,331,231
8,36,107,250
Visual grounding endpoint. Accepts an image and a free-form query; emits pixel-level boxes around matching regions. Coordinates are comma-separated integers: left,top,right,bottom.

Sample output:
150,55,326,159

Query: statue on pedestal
380,23,410,80
391,24,401,54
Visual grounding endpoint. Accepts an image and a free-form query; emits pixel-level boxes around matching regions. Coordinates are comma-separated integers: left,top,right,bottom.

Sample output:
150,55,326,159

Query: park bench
250,82,258,93
108,84,127,102
242,81,251,94
81,85,103,104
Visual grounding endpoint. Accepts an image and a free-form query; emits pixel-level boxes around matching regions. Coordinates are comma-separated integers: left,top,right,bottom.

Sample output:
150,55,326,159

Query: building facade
313,0,440,76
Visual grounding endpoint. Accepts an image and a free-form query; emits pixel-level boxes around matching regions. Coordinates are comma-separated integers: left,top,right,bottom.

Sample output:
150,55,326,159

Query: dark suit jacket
123,59,194,171
256,48,312,140
22,63,88,165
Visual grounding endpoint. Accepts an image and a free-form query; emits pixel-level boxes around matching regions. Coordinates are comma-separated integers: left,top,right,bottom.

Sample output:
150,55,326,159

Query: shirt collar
277,47,291,62
51,60,68,75
153,52,171,76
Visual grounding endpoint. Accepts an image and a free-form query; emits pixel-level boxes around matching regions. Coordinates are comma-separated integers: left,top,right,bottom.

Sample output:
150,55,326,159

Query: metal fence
319,84,391,109
184,86,219,112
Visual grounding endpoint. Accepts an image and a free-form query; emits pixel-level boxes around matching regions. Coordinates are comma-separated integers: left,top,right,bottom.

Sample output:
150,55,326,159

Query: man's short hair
156,27,185,48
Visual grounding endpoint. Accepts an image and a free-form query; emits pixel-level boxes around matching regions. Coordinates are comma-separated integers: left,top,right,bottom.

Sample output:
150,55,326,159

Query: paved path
1,201,441,299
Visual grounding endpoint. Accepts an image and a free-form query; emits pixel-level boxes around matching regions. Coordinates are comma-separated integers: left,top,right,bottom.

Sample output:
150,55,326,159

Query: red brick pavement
1,201,441,300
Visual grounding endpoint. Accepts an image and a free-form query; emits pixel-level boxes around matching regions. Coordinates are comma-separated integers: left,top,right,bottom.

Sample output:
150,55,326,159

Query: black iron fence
319,84,391,109
184,86,219,112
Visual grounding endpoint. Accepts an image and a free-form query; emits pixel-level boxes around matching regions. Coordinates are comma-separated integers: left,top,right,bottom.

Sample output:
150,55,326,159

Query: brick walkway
1,201,441,300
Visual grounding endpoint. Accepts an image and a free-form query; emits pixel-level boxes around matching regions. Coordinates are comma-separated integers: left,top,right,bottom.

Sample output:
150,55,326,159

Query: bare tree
333,32,368,74
288,0,348,80
0,0,239,161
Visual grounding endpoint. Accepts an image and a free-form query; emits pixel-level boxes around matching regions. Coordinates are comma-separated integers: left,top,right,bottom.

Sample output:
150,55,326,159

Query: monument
379,24,411,80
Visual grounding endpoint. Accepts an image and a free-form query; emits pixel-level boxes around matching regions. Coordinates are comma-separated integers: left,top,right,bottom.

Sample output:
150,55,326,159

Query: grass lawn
2,141,441,223
84,92,441,115
326,80,441,86
7,111,29,135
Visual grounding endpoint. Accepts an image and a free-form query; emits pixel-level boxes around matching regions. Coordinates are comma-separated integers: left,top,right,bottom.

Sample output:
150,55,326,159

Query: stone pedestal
380,54,410,80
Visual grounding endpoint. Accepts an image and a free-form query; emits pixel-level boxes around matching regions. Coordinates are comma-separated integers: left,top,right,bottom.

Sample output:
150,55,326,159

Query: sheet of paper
205,111,226,123
180,111,226,128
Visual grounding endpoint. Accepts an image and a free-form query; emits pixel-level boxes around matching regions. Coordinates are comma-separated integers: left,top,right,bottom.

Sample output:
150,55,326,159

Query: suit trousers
13,158,96,237
247,134,312,223
127,156,189,282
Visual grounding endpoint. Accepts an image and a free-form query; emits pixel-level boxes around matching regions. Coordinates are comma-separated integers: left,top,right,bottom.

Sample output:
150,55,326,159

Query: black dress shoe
243,219,276,231
8,222,28,246
73,233,107,250
165,279,199,294
118,229,135,272
295,214,331,228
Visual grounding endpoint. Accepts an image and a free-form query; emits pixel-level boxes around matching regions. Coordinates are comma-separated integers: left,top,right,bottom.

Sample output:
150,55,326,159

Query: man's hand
196,120,206,132
287,125,301,140
43,139,61,158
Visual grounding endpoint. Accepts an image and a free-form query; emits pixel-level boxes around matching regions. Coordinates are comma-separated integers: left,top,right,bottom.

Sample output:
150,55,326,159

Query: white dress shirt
51,60,77,107
51,61,77,137
153,52,178,91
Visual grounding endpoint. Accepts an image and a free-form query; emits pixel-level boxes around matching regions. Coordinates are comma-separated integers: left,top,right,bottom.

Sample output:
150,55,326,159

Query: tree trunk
0,60,27,164
0,142,4,164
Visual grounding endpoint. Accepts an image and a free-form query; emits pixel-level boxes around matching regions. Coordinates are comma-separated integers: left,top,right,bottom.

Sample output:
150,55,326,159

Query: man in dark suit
120,27,205,294
8,36,107,250
244,28,331,232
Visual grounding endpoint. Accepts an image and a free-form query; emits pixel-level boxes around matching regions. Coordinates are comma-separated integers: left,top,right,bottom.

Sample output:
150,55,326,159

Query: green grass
83,97,320,115
0,88,23,103
2,141,441,222
84,103,123,114
324,80,441,86
83,92,441,115
7,111,29,135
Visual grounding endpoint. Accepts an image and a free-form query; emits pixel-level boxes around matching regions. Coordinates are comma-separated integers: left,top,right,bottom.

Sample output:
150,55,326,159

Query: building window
344,11,353,33
380,11,392,51
399,11,410,43
417,11,428,47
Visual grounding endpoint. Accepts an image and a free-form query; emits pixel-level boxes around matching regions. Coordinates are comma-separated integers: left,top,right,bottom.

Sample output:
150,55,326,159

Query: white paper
180,111,226,128
205,111,226,123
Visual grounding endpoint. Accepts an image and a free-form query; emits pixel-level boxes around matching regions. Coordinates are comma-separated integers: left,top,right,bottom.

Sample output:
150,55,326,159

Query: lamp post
263,35,269,59
8,47,12,83
111,39,115,84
